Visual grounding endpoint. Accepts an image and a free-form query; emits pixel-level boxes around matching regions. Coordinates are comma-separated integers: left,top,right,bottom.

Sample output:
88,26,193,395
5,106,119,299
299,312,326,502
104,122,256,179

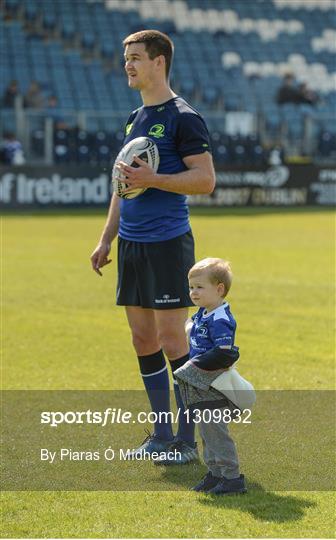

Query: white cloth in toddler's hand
211,367,256,411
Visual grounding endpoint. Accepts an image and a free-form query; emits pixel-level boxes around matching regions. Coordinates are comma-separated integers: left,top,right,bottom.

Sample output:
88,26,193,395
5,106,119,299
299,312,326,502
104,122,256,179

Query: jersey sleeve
175,113,212,158
209,317,235,348
122,110,139,142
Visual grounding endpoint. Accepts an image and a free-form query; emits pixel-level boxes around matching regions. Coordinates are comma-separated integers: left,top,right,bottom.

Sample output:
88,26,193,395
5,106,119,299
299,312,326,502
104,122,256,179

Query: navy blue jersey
118,96,211,242
189,303,237,359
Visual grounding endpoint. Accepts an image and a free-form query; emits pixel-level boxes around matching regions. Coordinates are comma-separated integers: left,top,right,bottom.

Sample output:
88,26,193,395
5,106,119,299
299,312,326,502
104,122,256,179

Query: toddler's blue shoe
207,474,247,495
191,471,221,492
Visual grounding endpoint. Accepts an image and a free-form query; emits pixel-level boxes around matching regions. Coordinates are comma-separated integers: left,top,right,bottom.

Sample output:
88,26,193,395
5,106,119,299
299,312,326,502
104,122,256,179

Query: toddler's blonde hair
188,257,233,298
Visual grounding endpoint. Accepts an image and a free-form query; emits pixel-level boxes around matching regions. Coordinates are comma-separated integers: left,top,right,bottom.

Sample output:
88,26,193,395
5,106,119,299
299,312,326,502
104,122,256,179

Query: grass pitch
2,207,335,538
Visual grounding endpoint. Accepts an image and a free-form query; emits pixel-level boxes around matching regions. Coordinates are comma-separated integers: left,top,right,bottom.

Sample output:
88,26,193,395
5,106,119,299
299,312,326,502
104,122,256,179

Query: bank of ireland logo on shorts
155,293,181,304
148,124,165,138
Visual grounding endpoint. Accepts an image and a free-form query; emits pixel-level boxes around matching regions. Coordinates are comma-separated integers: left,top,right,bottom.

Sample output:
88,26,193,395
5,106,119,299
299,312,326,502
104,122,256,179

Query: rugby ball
112,136,160,199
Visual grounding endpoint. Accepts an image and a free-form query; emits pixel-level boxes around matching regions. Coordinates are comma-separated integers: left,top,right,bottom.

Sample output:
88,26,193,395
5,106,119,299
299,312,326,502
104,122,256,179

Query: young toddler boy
174,257,247,495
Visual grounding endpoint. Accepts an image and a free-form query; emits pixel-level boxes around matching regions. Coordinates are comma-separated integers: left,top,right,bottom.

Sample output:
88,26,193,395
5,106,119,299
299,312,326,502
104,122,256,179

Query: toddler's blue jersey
189,303,237,359
118,96,211,242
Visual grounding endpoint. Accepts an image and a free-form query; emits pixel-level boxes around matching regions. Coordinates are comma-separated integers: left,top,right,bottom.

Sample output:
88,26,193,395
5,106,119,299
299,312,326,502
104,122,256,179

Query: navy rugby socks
170,354,196,447
138,350,174,442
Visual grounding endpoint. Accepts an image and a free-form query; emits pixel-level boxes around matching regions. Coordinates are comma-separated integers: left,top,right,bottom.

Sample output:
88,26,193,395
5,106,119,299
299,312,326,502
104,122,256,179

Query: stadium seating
1,0,335,162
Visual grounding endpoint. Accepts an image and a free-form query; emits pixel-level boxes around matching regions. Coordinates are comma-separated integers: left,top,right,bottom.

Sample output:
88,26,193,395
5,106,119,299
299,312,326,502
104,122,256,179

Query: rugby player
91,30,216,463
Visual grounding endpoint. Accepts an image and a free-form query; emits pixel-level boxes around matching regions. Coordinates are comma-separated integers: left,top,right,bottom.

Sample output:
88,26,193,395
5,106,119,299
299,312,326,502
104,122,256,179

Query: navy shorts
117,231,195,309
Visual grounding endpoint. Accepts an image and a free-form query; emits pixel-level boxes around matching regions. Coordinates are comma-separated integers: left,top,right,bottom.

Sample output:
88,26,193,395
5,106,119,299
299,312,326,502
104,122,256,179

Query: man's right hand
90,242,112,276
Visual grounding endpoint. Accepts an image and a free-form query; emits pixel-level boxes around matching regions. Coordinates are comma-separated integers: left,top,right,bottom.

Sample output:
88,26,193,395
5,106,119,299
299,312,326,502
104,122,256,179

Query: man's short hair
123,29,174,79
188,258,233,298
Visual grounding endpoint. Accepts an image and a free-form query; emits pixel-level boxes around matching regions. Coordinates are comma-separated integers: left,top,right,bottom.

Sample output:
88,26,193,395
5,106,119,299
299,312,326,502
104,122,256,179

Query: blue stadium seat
81,34,95,51
96,143,111,164
213,143,231,165
54,142,71,163
4,0,21,16
77,144,91,163
24,3,38,22
43,14,57,31
318,131,336,157
31,128,45,158
61,24,75,40
101,43,115,59
0,110,16,133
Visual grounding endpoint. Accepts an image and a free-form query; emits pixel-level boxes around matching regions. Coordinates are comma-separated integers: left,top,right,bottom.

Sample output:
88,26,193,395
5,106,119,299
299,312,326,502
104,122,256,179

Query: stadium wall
0,164,335,209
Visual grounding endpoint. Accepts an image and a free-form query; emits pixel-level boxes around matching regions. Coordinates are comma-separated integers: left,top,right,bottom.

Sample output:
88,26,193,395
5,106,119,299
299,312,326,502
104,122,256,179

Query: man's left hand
117,155,158,193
